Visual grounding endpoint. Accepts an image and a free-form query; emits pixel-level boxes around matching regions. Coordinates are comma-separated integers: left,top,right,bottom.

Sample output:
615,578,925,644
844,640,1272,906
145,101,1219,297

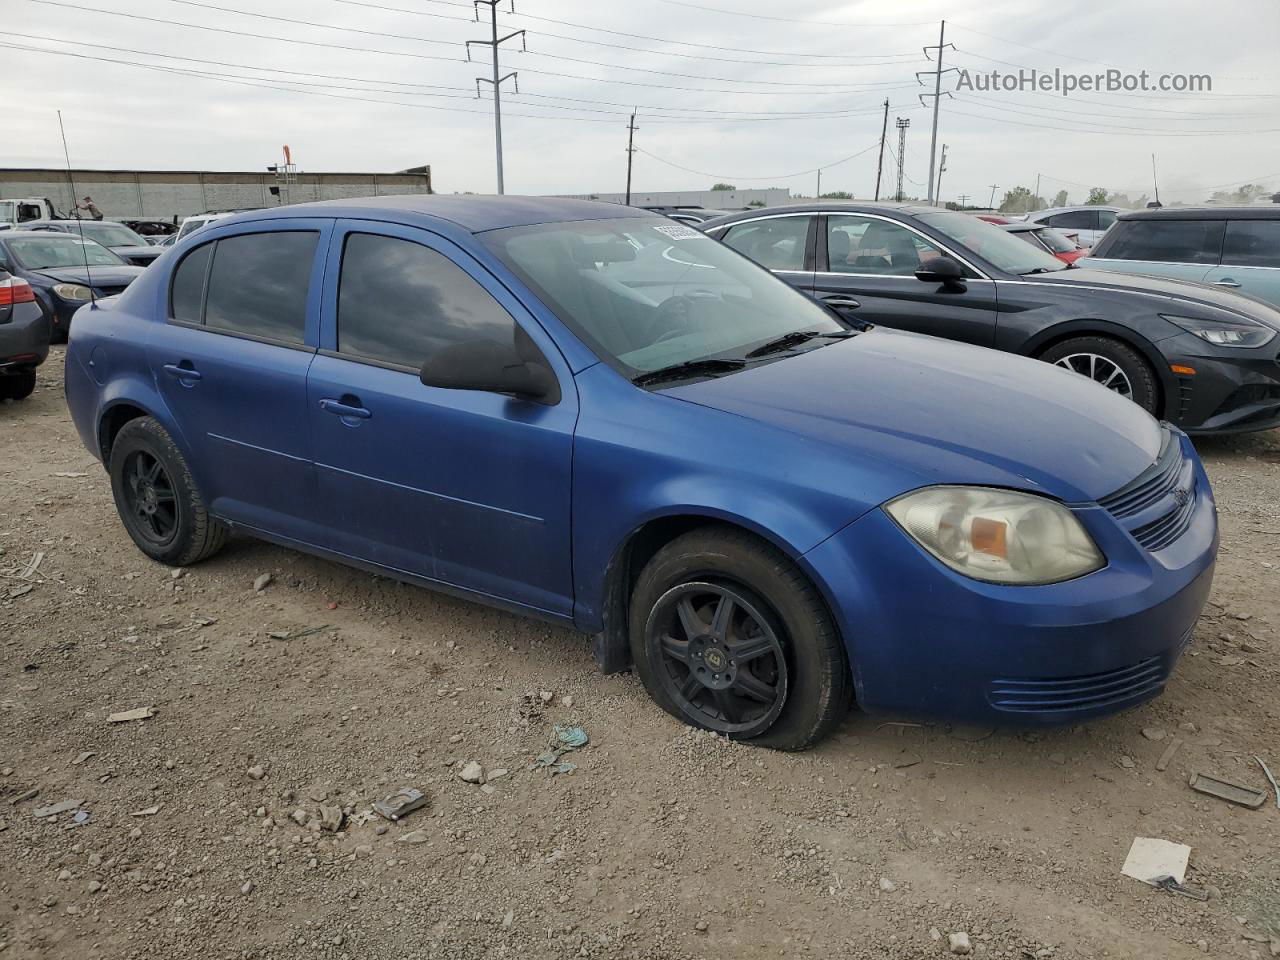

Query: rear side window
336,232,517,369
1094,220,1224,264
203,232,318,343
1221,220,1280,268
170,243,212,323
721,216,810,271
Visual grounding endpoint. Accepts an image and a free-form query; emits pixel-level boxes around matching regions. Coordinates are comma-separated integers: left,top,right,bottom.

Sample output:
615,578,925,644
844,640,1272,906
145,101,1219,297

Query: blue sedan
62,196,1217,748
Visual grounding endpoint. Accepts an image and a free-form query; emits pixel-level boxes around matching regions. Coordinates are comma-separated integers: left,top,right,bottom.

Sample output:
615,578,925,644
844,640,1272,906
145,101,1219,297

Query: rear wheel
0,371,36,401
629,527,851,750
108,416,228,566
1038,335,1159,414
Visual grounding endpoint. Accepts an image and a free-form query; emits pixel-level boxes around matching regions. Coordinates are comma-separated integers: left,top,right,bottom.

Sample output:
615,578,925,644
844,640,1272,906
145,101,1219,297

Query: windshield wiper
744,329,857,359
632,357,746,387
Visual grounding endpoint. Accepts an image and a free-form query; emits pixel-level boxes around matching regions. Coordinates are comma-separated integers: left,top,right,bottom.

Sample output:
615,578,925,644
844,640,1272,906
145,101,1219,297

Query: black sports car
702,203,1280,434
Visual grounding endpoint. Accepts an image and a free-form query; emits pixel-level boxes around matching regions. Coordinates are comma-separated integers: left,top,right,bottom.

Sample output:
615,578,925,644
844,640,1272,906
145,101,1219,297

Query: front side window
720,216,809,271
1220,220,1280,268
337,233,517,368
483,217,846,375
1047,210,1097,231
6,236,124,270
201,231,318,343
1095,220,1224,264
826,215,935,275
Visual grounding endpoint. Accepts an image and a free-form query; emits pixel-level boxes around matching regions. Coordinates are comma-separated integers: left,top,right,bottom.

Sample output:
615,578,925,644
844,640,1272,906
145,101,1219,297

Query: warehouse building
0,166,433,222
556,187,791,209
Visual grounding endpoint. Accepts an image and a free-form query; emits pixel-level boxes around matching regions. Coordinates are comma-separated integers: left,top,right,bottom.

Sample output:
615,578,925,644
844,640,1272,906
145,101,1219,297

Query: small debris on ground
535,724,589,775
106,707,154,723
32,799,84,819
373,787,429,821
1156,738,1184,772
253,573,273,593
1122,837,1191,886
1188,772,1267,808
458,761,485,784
948,931,972,955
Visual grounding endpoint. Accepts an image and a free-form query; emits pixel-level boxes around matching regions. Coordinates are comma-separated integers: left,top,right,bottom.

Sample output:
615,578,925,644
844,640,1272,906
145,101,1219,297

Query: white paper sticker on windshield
652,224,704,241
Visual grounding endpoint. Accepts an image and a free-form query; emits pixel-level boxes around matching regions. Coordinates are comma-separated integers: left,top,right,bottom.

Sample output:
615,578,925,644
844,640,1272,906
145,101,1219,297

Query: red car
1002,223,1088,264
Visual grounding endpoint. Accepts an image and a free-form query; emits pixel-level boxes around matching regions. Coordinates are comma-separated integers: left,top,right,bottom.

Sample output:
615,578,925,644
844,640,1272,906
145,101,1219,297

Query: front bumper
801,433,1217,724
1161,333,1280,433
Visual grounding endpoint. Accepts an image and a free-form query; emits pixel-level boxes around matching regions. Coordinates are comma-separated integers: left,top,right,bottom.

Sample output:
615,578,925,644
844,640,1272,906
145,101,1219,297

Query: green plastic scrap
534,725,589,775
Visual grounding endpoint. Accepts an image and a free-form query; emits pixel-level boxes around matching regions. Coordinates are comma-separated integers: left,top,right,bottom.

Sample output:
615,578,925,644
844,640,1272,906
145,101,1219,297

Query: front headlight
53,283,93,302
886,486,1104,585
1162,313,1276,348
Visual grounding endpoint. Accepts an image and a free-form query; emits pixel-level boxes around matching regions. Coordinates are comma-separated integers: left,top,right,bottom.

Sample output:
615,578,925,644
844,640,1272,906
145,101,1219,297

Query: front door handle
162,362,202,382
1212,279,1241,288
821,296,861,310
319,397,372,420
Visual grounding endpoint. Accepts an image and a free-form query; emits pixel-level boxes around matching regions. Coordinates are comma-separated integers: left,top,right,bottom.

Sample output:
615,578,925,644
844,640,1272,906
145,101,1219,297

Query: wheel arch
1019,319,1174,418
95,377,192,467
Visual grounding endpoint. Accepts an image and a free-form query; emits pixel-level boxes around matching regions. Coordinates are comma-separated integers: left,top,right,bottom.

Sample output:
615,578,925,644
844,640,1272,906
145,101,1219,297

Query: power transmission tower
934,144,948,206
873,98,889,201
957,193,969,209
467,0,526,195
894,118,910,202
625,112,637,205
916,20,955,206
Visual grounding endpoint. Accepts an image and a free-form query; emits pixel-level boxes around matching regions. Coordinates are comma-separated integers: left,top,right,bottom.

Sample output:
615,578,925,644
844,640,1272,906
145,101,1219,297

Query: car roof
698,201,945,228
233,195,653,233
1117,205,1280,221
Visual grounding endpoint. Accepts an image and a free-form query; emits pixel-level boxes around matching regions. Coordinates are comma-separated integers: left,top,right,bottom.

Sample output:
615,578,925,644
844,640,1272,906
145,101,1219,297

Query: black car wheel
0,371,36,401
629,527,851,750
108,416,228,566
1038,336,1159,414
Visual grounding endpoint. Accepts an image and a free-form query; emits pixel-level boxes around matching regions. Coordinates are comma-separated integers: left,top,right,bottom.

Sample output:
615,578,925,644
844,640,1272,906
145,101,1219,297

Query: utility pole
894,118,910,202
816,168,822,198
1033,172,1041,214
917,20,955,206
988,183,999,209
1151,153,1161,206
957,193,969,209
624,111,637,205
873,98,889,201
934,144,948,206
467,0,525,195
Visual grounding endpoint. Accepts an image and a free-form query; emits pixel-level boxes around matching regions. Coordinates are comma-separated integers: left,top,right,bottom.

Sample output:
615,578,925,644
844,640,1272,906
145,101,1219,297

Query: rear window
1221,220,1280,269
1092,219,1224,264
168,231,317,343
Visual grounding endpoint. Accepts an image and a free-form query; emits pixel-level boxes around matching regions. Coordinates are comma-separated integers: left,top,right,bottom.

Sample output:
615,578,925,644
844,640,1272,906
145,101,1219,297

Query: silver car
1024,205,1123,248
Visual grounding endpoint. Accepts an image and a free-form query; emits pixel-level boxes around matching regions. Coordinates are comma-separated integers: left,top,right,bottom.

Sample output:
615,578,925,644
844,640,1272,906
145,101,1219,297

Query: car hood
663,328,1164,504
29,265,147,286
1037,267,1280,328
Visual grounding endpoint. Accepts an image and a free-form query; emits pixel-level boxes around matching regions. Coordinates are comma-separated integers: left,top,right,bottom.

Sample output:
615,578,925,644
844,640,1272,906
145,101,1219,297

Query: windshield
917,211,1066,275
483,217,847,375
8,236,125,270
76,221,148,248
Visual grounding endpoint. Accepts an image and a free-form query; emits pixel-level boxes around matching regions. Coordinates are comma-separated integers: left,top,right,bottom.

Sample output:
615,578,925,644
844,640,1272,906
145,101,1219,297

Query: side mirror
420,332,560,405
915,255,966,290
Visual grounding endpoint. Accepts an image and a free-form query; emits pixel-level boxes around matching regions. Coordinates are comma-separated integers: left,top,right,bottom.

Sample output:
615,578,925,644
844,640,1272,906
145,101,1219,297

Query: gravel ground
1,350,1278,960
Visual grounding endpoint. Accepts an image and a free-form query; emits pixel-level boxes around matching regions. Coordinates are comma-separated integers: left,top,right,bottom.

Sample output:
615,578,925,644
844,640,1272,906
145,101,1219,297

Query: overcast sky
5,0,1279,205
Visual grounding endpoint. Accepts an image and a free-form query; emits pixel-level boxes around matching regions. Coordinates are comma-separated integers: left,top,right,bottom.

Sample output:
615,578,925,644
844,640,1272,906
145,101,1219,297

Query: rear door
306,220,577,616
811,213,999,346
714,213,816,296
1088,218,1223,284
1202,219,1280,306
147,218,331,540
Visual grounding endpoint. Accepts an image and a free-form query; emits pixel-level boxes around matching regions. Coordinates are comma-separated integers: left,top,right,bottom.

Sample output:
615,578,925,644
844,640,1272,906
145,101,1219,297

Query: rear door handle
821,296,861,310
162,362,202,382
1212,279,1241,288
319,398,372,420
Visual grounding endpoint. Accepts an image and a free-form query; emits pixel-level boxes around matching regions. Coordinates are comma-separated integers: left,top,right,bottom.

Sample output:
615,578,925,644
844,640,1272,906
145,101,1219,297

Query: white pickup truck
0,198,58,230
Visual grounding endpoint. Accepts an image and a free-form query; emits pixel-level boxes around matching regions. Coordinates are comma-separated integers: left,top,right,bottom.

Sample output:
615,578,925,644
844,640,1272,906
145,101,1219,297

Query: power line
648,0,935,28
948,102,1280,137
634,141,881,182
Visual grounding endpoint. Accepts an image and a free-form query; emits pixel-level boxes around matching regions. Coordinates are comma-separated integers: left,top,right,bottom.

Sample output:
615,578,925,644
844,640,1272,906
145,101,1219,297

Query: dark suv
702,203,1280,434
1082,207,1280,310
0,269,51,401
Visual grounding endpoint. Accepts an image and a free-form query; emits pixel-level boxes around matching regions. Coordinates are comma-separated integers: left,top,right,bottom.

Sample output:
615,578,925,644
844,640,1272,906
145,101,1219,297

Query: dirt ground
1,349,1278,960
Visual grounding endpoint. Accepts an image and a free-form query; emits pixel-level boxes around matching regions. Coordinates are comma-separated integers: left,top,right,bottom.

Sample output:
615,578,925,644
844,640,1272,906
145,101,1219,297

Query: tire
1038,335,1159,414
108,416,228,566
0,370,36,401
628,526,852,751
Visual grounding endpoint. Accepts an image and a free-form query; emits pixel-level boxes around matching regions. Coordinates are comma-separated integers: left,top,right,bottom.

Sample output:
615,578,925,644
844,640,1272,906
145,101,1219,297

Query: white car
176,212,235,240
1024,206,1123,248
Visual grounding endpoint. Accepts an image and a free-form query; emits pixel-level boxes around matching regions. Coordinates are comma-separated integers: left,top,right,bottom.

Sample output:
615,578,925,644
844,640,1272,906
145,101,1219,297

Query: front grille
1097,428,1196,551
988,656,1168,713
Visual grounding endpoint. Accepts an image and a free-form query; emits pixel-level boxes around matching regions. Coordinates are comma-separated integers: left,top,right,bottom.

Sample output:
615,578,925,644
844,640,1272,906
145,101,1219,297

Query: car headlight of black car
886,486,1104,585
53,283,94,302
1161,313,1276,349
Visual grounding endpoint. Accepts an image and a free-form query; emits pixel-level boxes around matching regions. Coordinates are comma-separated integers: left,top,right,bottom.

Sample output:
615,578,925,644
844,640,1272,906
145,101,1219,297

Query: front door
811,213,999,346
307,221,577,618
147,220,330,539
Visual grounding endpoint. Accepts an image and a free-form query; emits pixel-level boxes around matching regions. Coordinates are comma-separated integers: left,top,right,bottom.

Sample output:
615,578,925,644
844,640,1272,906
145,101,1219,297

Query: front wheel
1038,335,1159,414
628,527,852,750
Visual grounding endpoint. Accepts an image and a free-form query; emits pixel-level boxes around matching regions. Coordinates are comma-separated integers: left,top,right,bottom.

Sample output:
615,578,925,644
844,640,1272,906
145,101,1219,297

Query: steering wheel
649,294,697,344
